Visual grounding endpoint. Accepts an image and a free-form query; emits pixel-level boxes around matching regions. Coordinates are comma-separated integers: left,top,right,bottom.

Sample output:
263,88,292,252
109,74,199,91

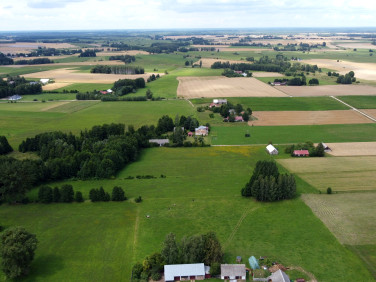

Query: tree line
241,160,296,201
109,55,136,63
90,65,144,75
132,232,222,281
14,58,53,65
285,141,325,157
0,136,13,155
78,49,97,57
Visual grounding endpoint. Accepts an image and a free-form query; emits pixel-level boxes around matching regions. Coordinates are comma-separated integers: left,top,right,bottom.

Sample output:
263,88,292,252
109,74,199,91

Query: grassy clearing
278,156,376,192
47,101,100,113
0,100,195,148
18,93,77,101
256,73,338,86
128,54,187,72
210,123,376,145
0,65,68,78
191,97,347,111
0,147,372,281
346,245,376,279
54,83,114,93
338,95,376,109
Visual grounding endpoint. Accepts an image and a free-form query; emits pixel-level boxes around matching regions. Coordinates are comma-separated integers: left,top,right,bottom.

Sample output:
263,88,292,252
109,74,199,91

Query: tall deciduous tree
161,233,180,264
0,227,38,279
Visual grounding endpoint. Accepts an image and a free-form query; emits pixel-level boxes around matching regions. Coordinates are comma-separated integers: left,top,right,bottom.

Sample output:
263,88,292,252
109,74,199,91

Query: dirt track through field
250,110,372,126
23,68,163,84
302,59,376,81
177,76,287,98
275,85,376,96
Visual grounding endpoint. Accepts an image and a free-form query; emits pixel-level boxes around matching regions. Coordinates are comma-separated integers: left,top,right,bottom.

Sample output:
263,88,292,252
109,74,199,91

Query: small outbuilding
40,78,50,85
321,142,331,152
293,150,309,157
267,269,290,282
149,139,169,147
249,256,260,270
266,144,278,155
221,264,246,281
164,263,205,282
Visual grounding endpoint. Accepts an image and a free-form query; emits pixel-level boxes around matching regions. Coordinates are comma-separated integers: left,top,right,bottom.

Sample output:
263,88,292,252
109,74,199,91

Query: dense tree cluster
222,69,247,77
113,77,146,95
109,55,135,63
0,136,13,155
241,161,296,201
14,58,53,65
0,52,14,65
0,227,38,279
285,141,325,157
336,71,356,84
146,73,160,83
146,42,190,54
0,76,42,98
79,49,97,57
27,47,81,57
90,65,144,75
132,232,222,281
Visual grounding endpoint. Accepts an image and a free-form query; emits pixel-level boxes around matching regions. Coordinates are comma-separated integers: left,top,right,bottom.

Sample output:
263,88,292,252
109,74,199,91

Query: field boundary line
185,99,194,107
223,207,259,249
330,96,376,122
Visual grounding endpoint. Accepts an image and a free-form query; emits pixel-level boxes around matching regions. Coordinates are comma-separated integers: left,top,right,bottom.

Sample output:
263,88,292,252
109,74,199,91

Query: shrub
89,188,99,202
210,262,221,276
53,187,61,202
60,184,74,203
75,191,84,202
135,196,142,203
111,186,126,201
38,186,53,203
327,187,332,194
151,272,162,281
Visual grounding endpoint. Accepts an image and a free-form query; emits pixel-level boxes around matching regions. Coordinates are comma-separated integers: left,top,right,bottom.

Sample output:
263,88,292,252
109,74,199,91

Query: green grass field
0,147,373,281
16,93,77,101
53,83,114,93
191,97,348,111
210,123,376,145
338,95,376,109
256,73,338,86
0,100,195,148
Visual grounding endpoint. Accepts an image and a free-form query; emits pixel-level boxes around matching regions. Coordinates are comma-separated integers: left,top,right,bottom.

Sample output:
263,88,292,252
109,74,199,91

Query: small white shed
266,144,278,155
40,79,50,85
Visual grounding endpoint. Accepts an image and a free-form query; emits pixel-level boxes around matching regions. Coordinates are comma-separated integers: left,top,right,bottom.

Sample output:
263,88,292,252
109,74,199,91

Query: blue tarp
248,256,260,269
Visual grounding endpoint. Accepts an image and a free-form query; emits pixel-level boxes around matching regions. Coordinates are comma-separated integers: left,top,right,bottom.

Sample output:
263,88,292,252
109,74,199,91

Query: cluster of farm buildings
266,144,331,156
209,99,247,122
163,257,296,281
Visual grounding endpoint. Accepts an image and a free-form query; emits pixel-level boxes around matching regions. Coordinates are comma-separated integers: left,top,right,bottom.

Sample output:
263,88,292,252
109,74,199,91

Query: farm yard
275,84,376,97
278,156,376,192
177,76,287,98
251,110,373,126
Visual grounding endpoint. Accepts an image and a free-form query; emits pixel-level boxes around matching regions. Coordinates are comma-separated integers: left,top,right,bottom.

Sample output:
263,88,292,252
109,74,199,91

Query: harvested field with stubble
177,76,287,98
43,82,73,90
275,85,376,97
23,68,163,84
302,193,376,245
326,142,376,156
0,42,78,54
252,72,284,77
97,50,149,56
278,156,376,192
251,110,373,126
198,58,248,68
302,59,376,81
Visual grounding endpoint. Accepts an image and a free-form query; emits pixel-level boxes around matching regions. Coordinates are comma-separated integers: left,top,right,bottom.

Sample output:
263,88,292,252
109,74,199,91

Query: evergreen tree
103,192,111,202
60,184,74,203
98,186,106,201
75,191,84,202
53,187,61,202
111,186,126,201
89,188,99,202
38,186,53,203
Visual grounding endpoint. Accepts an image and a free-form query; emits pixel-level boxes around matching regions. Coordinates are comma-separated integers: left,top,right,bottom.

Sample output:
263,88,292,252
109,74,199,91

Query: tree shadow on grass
25,254,65,280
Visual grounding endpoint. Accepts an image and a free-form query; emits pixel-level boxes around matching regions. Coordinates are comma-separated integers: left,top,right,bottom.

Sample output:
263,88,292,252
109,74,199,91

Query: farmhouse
149,139,169,147
210,98,228,108
195,126,209,136
221,264,246,281
40,78,50,85
322,142,331,152
293,150,309,157
100,91,108,94
8,95,22,101
164,263,205,282
266,144,278,155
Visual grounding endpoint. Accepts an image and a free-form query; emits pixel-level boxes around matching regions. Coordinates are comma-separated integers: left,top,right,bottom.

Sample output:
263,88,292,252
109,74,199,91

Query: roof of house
100,91,108,94
294,150,309,155
221,264,246,277
107,89,113,93
235,116,244,121
266,144,278,153
267,269,290,282
149,139,169,145
40,78,49,84
196,126,208,131
8,95,22,101
164,263,205,281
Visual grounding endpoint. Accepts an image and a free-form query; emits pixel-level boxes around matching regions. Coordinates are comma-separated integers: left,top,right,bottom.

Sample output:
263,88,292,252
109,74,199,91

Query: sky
0,0,376,31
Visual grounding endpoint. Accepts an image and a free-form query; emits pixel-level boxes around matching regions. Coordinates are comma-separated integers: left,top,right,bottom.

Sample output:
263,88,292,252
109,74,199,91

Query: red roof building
293,150,309,157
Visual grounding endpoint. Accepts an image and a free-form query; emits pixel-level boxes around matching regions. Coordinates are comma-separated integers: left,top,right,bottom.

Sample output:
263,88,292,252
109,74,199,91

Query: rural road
330,96,376,122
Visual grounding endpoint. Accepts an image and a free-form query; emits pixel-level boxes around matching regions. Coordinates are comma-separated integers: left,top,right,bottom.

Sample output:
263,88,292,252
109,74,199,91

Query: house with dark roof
149,139,169,147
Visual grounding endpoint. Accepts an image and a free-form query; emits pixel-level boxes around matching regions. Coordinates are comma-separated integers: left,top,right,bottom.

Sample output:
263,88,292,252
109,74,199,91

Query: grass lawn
338,95,376,109
191,97,348,111
0,147,372,281
210,123,376,145
346,245,376,279
52,83,114,93
16,93,77,101
0,100,195,148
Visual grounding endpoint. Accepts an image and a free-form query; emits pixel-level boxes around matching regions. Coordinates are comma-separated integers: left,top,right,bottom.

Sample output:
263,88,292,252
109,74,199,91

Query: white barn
221,264,246,281
266,144,278,155
164,263,205,282
40,79,50,85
